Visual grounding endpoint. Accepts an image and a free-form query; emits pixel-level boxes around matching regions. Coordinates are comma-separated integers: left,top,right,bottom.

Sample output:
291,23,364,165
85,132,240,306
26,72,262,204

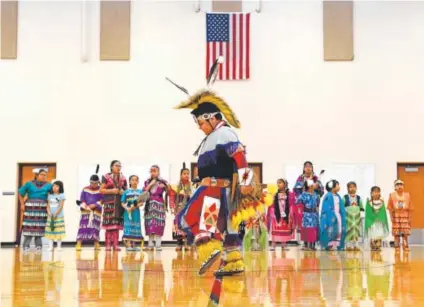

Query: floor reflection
3,246,424,306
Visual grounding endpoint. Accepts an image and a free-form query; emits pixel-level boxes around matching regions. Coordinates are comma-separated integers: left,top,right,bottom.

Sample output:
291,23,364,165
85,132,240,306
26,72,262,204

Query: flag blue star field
206,13,250,81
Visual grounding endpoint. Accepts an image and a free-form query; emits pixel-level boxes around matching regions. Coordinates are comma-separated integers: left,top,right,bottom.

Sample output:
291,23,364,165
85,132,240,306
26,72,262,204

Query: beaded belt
201,177,231,188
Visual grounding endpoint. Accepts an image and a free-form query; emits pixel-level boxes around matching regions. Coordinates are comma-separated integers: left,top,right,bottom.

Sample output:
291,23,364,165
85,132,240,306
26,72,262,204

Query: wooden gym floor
0,246,422,306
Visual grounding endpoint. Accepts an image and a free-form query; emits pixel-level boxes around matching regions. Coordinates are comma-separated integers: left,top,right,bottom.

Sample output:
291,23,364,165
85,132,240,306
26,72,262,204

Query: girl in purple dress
143,165,170,251
76,167,104,251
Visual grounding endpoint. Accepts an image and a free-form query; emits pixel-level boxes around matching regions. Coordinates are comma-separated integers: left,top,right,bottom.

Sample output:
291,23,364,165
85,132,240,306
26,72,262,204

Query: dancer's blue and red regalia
167,57,266,277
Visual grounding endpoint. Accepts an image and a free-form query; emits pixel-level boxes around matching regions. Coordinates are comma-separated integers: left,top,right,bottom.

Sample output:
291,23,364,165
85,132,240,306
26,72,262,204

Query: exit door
397,164,424,229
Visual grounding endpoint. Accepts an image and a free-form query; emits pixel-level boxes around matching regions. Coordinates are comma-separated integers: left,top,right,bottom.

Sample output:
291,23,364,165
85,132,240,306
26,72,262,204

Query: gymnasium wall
1,1,424,242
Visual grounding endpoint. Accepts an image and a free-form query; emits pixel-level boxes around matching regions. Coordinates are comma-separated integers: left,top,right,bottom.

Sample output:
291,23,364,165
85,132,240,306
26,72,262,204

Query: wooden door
397,164,424,229
16,163,57,243
190,162,263,183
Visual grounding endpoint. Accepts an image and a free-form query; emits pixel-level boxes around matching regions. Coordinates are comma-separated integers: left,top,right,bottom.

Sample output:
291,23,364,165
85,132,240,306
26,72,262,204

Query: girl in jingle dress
364,186,389,251
293,161,324,245
343,181,364,251
296,179,320,250
143,165,169,251
45,180,66,251
170,163,193,251
76,170,104,251
320,179,347,251
100,160,128,251
267,178,295,251
387,179,413,252
121,175,144,251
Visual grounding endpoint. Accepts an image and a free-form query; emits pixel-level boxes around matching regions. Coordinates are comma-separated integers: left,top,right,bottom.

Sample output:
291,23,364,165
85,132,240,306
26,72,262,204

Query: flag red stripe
219,42,223,80
239,14,243,79
225,42,229,80
232,14,236,80
212,41,216,79
206,42,210,80
246,14,250,79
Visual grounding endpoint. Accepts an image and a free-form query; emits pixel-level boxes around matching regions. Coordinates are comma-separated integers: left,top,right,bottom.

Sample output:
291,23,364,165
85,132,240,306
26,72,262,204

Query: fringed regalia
267,188,295,245
243,210,268,252
365,198,389,251
101,172,128,251
19,180,52,237
121,188,144,245
387,180,413,251
320,192,347,251
344,193,364,251
293,163,324,238
76,166,103,251
168,57,266,276
76,187,103,243
169,165,194,249
143,178,168,237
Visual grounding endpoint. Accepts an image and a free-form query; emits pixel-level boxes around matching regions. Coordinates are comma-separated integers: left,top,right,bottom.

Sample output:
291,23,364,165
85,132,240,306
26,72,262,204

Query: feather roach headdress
166,56,241,129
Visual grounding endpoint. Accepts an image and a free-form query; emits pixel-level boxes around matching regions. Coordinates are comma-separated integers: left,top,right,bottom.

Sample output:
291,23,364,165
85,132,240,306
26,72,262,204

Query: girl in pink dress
267,179,295,251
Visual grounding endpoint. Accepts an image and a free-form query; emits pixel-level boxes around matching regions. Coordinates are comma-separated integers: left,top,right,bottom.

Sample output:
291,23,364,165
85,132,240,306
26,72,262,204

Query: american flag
206,13,250,81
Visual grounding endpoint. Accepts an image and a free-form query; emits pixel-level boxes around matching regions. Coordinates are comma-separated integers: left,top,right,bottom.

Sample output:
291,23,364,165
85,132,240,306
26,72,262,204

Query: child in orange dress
387,179,413,252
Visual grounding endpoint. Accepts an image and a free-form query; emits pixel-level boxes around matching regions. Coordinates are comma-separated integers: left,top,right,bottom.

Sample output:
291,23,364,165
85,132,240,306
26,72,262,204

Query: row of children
18,162,171,253
262,177,412,252
19,161,412,255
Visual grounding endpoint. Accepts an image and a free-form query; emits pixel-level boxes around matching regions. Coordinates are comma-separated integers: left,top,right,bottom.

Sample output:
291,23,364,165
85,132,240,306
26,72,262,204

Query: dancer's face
111,162,121,174
304,164,313,176
52,184,60,193
348,184,357,195
150,167,159,178
277,180,286,190
332,183,340,193
371,189,381,200
395,183,404,193
181,170,190,181
130,176,139,188
36,171,47,182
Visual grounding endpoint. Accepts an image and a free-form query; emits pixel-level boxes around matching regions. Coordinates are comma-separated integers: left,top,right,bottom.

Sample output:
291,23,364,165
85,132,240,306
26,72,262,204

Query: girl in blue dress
296,179,320,251
121,175,144,251
320,180,347,251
